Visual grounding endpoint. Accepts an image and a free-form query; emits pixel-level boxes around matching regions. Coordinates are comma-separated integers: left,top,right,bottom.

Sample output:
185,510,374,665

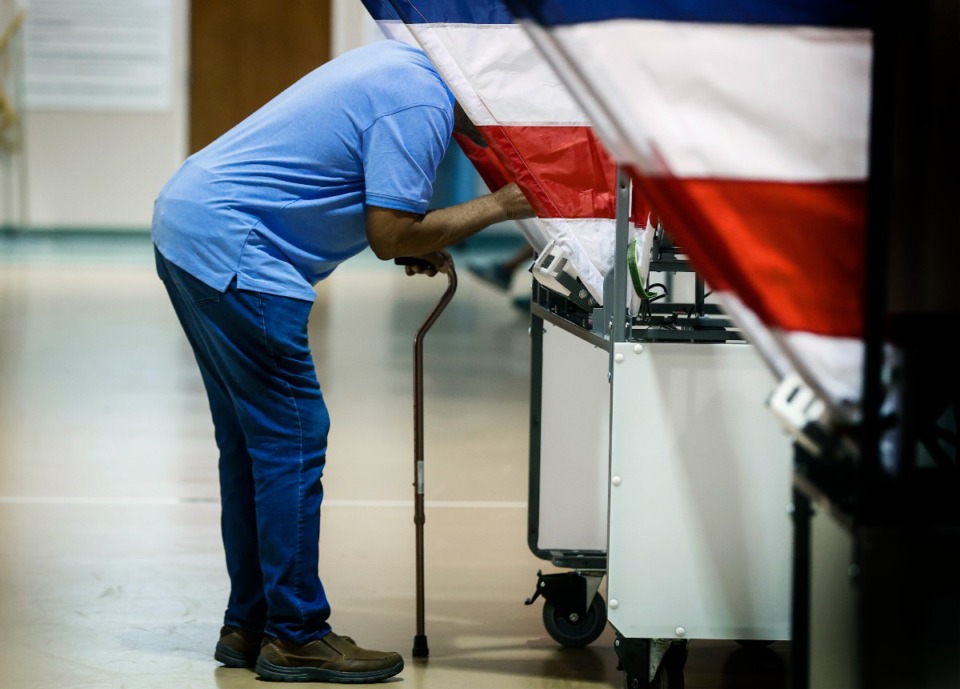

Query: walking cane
394,252,457,658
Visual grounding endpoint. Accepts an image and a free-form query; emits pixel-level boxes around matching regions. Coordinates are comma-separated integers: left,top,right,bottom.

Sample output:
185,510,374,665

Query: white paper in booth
530,216,628,305
530,215,660,310
628,215,655,317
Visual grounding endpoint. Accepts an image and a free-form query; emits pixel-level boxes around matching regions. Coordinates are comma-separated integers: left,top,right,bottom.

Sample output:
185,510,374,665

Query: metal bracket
768,372,829,457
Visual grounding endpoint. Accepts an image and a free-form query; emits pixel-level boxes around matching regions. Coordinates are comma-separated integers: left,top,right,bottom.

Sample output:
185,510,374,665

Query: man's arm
365,182,534,261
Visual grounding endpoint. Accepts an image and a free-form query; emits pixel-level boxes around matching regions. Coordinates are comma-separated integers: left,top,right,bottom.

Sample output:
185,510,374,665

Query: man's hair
452,102,487,148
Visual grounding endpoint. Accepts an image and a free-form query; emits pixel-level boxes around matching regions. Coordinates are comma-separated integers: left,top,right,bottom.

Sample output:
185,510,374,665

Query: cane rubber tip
412,635,429,657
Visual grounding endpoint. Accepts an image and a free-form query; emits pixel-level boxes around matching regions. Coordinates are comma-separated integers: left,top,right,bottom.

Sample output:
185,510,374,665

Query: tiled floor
0,233,789,689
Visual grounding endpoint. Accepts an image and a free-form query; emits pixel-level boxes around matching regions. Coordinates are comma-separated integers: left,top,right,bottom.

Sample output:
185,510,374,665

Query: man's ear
453,102,487,148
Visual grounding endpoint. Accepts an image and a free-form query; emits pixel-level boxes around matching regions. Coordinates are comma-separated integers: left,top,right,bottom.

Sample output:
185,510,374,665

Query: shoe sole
255,657,404,683
214,643,258,669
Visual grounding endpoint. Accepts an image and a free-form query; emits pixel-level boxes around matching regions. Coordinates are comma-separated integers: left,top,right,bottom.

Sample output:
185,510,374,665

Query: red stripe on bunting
455,125,650,222
452,132,513,193
455,121,862,336
479,125,617,219
631,168,866,337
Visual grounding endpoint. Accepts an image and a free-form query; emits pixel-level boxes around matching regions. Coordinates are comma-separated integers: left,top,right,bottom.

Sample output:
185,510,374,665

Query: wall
0,0,27,227
0,1,392,232
1,0,189,231
0,1,486,233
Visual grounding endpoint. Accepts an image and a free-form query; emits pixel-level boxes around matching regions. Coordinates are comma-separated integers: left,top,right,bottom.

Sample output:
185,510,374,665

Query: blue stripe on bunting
359,0,402,22
360,0,515,25
503,0,871,29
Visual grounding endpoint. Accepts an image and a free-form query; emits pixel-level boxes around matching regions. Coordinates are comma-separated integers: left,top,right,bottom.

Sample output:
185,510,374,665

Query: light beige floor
0,235,789,689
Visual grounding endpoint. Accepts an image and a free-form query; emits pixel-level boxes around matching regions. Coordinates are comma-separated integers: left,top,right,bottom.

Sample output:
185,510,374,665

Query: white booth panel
607,341,793,641
537,322,610,553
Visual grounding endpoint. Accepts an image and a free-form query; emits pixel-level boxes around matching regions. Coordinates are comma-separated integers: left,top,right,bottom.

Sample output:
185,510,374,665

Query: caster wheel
542,593,607,648
623,640,687,689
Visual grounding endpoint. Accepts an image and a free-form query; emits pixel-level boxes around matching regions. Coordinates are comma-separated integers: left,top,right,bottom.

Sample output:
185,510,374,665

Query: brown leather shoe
214,625,264,668
255,631,404,683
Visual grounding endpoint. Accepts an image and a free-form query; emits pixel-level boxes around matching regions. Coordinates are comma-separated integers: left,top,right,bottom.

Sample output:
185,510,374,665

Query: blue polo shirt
152,40,454,302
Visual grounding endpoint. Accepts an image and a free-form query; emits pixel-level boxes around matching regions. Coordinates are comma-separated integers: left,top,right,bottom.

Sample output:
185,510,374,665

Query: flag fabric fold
360,0,874,422
505,0,874,419
360,0,648,305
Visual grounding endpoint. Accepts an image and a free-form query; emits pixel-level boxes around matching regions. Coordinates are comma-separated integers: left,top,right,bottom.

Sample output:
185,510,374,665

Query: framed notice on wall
22,0,171,111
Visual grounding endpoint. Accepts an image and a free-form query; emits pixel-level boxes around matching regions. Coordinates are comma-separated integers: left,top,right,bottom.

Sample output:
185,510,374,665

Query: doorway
188,0,332,154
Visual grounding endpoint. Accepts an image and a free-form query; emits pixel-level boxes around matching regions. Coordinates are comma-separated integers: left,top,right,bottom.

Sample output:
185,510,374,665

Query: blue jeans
155,246,331,644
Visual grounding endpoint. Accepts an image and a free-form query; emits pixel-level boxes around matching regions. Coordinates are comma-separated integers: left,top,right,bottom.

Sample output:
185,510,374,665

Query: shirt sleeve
362,104,453,215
